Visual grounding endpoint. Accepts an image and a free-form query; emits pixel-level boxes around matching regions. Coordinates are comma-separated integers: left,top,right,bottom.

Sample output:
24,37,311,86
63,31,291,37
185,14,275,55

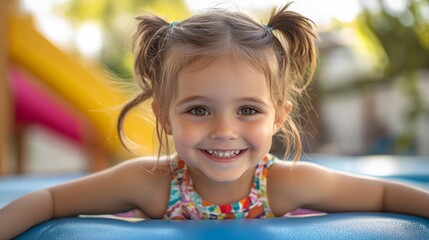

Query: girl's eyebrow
175,96,270,107
239,97,270,107
175,96,210,106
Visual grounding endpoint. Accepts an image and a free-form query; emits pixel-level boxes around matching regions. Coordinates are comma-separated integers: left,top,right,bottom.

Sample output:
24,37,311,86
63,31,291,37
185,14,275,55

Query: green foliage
323,0,429,154
58,0,190,83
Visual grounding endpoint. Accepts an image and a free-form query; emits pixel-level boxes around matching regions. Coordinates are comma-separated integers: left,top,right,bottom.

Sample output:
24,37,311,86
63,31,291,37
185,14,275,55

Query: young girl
1,3,429,239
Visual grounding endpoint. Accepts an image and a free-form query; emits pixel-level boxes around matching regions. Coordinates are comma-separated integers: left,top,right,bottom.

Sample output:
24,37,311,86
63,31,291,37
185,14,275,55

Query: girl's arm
269,162,429,218
0,158,169,239
0,189,54,239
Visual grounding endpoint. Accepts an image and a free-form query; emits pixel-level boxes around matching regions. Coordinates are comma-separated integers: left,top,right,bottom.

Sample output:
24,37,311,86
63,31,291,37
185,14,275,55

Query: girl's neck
187,166,254,206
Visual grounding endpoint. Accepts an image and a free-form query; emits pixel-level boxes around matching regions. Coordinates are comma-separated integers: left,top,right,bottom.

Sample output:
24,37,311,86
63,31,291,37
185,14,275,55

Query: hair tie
169,21,178,30
263,24,273,33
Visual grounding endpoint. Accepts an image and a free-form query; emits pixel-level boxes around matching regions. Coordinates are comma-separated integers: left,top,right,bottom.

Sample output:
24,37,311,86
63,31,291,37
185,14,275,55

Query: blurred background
1,0,428,175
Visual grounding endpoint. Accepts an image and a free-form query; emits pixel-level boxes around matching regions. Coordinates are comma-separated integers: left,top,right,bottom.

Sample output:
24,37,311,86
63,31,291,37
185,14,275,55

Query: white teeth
205,149,241,158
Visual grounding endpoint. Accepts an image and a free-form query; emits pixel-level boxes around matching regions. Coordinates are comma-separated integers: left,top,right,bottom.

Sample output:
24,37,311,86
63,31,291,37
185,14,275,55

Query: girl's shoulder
113,156,172,217
123,155,172,175
267,157,332,215
268,156,330,179
268,157,332,190
116,155,173,196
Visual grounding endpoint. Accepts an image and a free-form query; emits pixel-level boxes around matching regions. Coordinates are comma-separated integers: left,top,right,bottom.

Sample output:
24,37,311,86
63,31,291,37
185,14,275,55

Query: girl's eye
238,107,259,116
188,107,209,116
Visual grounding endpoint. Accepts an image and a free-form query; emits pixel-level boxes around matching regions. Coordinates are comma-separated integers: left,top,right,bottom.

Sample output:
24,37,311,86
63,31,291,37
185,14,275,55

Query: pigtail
267,3,317,93
117,15,169,151
267,3,318,161
133,15,169,93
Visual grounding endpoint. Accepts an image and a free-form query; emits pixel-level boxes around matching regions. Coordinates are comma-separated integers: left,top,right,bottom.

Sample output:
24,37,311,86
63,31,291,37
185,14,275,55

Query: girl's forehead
174,57,272,105
175,56,271,101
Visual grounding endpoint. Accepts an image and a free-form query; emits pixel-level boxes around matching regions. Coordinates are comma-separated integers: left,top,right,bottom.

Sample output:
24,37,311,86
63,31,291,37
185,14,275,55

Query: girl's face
167,57,281,183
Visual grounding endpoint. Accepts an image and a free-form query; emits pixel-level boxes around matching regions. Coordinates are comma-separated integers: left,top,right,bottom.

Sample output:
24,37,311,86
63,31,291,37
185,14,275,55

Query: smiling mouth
206,149,241,157
200,149,247,162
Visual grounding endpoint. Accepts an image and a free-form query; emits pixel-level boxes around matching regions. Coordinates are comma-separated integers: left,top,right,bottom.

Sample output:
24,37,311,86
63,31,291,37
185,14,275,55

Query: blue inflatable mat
16,213,429,240
2,155,428,239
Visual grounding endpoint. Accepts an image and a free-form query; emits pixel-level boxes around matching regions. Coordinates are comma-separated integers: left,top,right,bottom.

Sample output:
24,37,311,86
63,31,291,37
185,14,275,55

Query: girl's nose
209,116,238,140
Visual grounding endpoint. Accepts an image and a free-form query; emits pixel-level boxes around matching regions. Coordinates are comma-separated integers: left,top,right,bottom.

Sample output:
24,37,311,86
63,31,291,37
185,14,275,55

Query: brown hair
118,3,317,161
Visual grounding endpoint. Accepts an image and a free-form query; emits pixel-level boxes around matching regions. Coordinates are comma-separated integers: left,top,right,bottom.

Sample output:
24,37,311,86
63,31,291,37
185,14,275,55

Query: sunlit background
1,0,428,174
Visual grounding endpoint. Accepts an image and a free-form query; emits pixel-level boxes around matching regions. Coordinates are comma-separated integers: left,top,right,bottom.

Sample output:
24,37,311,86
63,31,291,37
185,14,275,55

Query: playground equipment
1,9,157,174
9,67,108,172
9,15,156,155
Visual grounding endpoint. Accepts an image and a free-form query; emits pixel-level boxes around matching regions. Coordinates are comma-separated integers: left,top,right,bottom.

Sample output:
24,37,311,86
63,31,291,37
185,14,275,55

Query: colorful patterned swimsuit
163,154,277,219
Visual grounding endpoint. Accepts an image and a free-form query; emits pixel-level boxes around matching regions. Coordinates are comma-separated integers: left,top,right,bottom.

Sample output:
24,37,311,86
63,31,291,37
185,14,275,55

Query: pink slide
9,16,156,154
10,66,85,144
8,66,108,172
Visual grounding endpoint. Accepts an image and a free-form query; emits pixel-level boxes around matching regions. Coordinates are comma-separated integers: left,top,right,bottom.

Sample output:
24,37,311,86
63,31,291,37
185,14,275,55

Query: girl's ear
151,101,172,135
273,101,293,133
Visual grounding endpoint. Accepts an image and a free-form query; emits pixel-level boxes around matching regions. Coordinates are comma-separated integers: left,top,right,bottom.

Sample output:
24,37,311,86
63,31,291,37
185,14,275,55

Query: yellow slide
9,15,156,155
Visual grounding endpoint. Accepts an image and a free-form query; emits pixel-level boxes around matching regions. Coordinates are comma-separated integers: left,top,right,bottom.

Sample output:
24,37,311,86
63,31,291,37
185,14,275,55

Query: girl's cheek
244,120,274,144
173,120,205,145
